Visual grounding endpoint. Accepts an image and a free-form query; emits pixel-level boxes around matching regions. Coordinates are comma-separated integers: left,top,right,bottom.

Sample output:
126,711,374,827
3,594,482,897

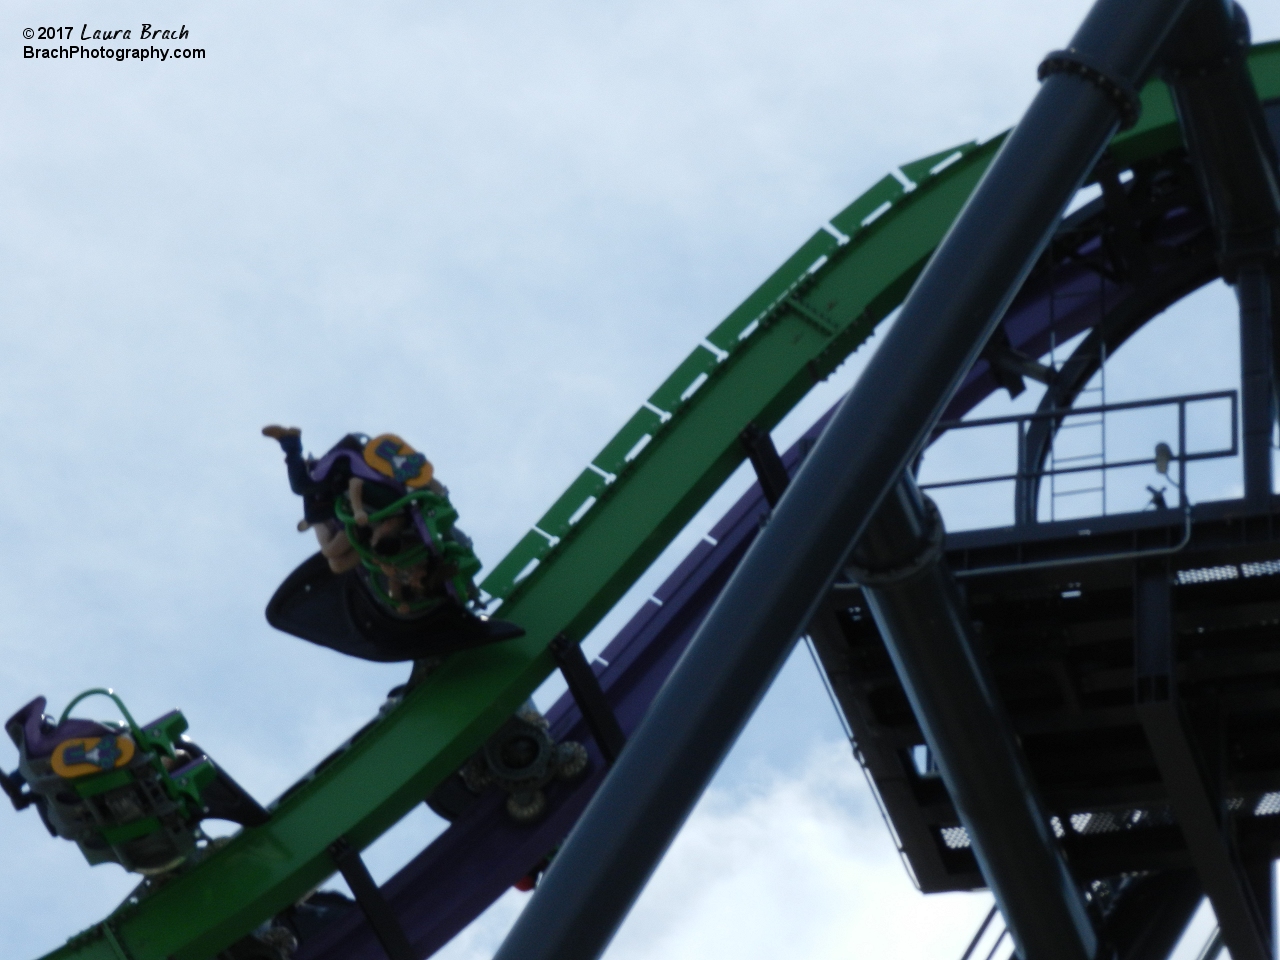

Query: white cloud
436,741,993,960
611,744,992,960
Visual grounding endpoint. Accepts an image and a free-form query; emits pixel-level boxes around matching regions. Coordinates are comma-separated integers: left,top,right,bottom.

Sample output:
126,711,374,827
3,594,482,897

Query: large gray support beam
850,479,1097,960
491,3,1190,958
1133,562,1271,960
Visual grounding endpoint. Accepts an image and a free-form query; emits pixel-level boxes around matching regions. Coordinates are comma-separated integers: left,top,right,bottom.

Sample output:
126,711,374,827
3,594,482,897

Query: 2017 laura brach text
33,25,189,42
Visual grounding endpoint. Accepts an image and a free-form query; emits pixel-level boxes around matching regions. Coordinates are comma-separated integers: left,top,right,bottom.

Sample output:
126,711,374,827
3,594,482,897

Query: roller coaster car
263,428,524,663
427,702,589,824
1,690,268,875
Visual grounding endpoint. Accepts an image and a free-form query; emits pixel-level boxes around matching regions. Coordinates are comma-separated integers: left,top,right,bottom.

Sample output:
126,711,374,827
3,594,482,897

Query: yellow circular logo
51,734,136,779
363,434,433,488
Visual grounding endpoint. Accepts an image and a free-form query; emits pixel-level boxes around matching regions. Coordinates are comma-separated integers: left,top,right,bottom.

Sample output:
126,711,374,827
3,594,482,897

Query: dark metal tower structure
33,2,1280,959
490,2,1280,960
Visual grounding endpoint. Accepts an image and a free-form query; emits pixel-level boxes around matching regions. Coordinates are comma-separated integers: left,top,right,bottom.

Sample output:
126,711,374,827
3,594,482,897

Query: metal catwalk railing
921,390,1238,522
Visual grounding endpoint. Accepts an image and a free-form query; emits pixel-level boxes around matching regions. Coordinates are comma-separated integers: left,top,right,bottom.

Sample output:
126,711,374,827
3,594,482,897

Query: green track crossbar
40,44,1280,960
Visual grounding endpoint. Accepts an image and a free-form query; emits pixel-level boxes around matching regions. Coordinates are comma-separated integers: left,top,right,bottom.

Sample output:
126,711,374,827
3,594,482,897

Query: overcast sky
4,1,1279,958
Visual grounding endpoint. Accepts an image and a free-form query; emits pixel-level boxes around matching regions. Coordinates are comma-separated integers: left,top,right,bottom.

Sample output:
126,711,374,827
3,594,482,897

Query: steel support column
1161,0,1280,267
1238,265,1276,505
491,3,1189,957
1158,9,1279,906
1162,0,1280,505
742,427,1091,942
851,478,1097,960
1133,562,1271,960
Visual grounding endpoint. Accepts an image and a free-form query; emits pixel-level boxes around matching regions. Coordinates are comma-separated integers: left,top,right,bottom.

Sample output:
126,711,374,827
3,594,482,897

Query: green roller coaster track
43,42,1280,960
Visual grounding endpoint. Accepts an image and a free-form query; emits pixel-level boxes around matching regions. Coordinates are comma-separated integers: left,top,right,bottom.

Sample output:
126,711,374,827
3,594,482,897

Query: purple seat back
7,697,116,759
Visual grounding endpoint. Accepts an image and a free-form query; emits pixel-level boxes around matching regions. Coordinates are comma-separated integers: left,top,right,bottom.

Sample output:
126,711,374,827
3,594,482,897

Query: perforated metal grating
1241,558,1280,578
1176,564,1240,585
1174,558,1280,584
1072,811,1126,835
1255,792,1280,816
937,800,1278,860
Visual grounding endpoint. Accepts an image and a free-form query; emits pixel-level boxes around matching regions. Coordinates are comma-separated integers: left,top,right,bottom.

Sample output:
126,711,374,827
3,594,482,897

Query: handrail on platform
921,390,1238,522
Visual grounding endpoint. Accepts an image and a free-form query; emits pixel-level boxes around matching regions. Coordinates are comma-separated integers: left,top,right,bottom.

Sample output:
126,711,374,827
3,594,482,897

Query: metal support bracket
844,496,945,586
549,634,626,765
739,423,791,507
1133,562,1271,960
329,838,415,960
981,325,1054,400
784,295,839,337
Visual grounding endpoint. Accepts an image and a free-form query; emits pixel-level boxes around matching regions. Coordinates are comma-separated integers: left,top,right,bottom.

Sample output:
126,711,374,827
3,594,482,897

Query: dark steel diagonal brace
549,634,627,765
328,838,415,960
739,423,790,507
491,2,1192,959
